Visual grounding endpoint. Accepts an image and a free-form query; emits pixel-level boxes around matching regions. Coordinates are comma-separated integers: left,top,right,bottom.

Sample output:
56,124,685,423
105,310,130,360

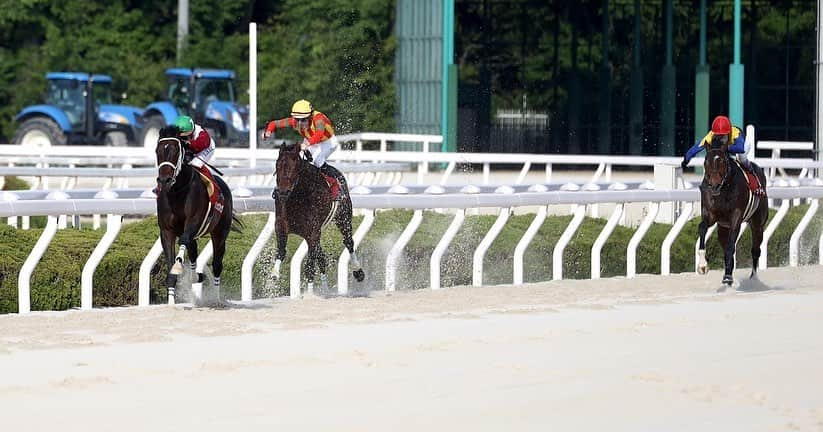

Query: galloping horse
272,143,365,293
155,126,241,303
697,136,769,286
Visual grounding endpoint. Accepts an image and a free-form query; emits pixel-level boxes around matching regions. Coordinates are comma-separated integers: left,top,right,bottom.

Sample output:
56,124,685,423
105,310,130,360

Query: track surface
2,266,823,431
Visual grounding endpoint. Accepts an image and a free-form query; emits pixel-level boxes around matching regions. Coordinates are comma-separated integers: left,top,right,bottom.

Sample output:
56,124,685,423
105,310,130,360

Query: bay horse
271,142,365,294
697,137,769,287
155,126,241,304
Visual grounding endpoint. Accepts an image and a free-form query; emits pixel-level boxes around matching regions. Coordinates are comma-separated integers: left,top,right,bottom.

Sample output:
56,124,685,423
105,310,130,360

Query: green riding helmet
174,115,195,136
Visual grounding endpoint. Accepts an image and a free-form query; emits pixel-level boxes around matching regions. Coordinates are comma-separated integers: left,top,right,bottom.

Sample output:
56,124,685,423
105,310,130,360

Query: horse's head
275,142,303,199
703,135,731,196
156,126,184,190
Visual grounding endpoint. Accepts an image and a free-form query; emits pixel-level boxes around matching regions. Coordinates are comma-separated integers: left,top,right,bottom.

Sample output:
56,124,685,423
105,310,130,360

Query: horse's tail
230,211,244,233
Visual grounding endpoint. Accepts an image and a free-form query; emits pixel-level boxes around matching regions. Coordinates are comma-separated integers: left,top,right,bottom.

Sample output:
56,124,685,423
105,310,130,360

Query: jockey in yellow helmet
263,100,344,198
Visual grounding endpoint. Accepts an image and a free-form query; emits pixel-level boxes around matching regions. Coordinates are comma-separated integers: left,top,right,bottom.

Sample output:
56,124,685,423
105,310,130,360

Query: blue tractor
140,68,250,149
13,72,144,147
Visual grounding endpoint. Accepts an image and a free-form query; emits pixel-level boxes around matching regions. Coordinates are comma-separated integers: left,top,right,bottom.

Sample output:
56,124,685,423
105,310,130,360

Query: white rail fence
2,184,822,314
2,128,820,190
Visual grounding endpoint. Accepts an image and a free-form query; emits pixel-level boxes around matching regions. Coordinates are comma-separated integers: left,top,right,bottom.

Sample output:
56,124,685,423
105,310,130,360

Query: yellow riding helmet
291,99,313,119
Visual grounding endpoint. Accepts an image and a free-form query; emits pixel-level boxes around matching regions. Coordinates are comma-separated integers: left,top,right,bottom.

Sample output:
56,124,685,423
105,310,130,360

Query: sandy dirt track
2,266,823,431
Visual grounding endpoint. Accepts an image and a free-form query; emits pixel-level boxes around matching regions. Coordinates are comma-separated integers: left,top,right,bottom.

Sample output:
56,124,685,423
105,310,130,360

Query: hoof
697,266,708,276
170,260,184,275
722,275,734,286
353,269,365,282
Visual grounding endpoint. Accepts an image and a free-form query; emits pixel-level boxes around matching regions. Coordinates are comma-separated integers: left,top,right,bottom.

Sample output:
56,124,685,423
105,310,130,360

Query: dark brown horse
155,126,241,304
271,143,364,293
697,137,769,287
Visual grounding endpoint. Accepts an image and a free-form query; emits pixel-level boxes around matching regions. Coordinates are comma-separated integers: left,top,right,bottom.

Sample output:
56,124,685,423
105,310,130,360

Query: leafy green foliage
0,0,395,141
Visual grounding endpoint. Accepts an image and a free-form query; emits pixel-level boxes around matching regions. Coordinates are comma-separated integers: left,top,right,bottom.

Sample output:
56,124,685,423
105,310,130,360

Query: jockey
681,115,764,196
174,115,215,173
263,99,345,199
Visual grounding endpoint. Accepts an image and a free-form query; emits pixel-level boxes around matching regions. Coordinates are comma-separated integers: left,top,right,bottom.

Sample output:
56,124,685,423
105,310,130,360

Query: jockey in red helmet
681,115,764,196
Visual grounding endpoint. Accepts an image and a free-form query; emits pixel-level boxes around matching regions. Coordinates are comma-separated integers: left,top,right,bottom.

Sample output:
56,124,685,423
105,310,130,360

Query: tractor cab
141,68,249,149
13,72,143,147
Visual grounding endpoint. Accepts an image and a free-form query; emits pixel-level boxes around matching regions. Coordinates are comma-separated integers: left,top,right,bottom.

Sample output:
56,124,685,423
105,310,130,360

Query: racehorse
271,142,365,293
155,126,241,304
696,136,769,287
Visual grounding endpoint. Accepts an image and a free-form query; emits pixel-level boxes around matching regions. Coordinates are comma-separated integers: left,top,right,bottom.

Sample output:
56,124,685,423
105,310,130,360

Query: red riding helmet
711,115,732,135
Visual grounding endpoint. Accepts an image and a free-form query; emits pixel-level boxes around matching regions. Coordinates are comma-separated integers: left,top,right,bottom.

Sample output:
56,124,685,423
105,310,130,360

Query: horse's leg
314,243,329,292
211,232,227,303
160,229,179,304
272,221,287,282
750,203,768,279
186,239,203,283
336,200,365,282
717,225,735,286
304,240,318,295
697,218,710,275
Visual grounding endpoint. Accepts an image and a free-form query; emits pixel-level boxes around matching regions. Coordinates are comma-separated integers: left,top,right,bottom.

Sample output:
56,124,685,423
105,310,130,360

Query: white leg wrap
698,249,708,275
273,259,282,278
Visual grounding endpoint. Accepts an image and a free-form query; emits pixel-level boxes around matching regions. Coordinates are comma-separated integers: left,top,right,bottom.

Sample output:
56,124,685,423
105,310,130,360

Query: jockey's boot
741,160,765,196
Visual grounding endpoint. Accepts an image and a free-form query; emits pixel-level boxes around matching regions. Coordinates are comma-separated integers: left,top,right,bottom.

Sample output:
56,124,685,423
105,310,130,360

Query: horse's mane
710,134,726,150
159,125,181,140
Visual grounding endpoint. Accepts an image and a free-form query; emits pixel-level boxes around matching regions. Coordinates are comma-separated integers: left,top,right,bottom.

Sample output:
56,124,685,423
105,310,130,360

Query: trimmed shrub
0,205,820,314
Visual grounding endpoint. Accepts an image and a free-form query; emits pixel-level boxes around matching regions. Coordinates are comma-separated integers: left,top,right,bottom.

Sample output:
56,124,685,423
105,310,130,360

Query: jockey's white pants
305,135,338,168
190,143,215,169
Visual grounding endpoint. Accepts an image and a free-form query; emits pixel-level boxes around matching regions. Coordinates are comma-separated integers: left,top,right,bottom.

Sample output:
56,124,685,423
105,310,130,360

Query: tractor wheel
13,117,67,147
140,114,166,150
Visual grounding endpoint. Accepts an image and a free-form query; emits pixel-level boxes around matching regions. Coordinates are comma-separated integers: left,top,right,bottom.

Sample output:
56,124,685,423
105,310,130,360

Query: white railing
2,182,822,315
3,129,819,190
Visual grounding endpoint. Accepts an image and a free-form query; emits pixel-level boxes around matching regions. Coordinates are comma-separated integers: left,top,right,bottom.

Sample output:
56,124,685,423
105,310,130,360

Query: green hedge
1,205,821,314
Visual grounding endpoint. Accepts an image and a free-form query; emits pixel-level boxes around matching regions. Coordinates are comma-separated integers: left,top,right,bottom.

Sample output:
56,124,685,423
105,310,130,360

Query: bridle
707,148,731,196
157,137,184,187
275,146,308,198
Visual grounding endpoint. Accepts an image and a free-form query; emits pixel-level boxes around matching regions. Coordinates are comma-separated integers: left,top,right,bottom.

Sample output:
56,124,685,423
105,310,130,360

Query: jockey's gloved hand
680,159,689,170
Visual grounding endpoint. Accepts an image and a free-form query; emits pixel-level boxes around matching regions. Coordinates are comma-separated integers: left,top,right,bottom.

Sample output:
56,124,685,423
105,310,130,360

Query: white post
241,211,276,301
385,210,424,292
191,241,213,301
654,164,676,223
290,240,308,298
80,213,122,310
513,205,547,284
430,209,465,290
661,202,694,275
627,202,660,278
338,209,375,295
249,22,258,168
473,207,511,286
18,215,59,314
591,204,624,279
552,204,586,281
790,199,819,266
138,238,163,307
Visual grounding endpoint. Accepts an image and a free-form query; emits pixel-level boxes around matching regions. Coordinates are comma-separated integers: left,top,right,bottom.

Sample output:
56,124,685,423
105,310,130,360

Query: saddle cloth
321,173,340,200
193,166,225,239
